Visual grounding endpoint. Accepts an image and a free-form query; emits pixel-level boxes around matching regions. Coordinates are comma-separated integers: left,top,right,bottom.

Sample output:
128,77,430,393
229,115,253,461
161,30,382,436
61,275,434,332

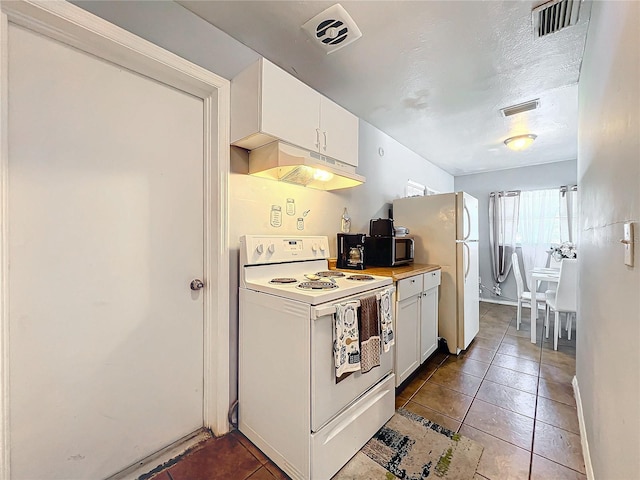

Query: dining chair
512,252,546,330
545,258,578,350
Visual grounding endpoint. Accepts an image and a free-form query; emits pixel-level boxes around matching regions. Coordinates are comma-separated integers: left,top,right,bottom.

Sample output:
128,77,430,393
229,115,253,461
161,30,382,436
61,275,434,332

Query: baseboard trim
106,429,212,480
480,298,517,307
573,376,594,480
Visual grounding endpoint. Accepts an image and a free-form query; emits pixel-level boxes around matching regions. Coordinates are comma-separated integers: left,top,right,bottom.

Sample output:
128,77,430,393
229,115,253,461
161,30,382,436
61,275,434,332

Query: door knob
190,279,205,291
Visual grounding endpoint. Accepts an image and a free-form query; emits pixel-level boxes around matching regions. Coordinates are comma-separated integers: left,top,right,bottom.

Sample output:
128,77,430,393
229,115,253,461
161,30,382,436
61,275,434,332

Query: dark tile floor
148,302,584,480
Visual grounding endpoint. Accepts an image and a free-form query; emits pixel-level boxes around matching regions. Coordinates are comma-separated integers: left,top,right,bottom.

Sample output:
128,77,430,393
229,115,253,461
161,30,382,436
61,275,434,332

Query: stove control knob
256,244,264,254
311,243,318,252
319,243,326,252
267,244,275,254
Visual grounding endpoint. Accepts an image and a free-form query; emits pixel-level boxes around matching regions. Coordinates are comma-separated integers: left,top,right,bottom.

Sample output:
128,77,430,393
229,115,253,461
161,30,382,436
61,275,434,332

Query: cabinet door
395,294,421,386
319,95,359,166
420,287,439,363
261,60,319,152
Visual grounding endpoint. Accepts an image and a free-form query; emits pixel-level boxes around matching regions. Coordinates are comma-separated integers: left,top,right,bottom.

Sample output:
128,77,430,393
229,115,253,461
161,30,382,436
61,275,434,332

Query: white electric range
238,235,396,480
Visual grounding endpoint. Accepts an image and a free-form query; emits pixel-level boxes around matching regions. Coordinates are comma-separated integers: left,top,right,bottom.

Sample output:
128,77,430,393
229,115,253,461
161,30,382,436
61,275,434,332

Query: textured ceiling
178,0,591,175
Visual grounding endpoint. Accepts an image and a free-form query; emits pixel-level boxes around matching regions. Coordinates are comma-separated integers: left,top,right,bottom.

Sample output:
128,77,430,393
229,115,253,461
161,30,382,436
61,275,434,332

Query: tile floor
147,302,584,480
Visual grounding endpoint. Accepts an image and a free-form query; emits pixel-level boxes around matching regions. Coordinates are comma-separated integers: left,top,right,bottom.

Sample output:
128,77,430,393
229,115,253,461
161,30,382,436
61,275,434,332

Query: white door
8,23,205,479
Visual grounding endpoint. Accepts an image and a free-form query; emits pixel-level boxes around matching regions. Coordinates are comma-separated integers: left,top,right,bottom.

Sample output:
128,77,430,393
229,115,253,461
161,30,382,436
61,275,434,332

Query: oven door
310,287,395,432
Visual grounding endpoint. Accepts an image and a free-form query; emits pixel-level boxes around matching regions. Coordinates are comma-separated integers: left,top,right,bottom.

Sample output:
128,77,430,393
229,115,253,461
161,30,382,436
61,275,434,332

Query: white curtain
518,189,560,290
489,191,520,287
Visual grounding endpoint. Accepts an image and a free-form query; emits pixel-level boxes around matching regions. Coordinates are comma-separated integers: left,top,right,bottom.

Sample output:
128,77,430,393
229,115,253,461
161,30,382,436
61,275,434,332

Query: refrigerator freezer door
456,240,480,351
393,194,457,265
456,193,479,241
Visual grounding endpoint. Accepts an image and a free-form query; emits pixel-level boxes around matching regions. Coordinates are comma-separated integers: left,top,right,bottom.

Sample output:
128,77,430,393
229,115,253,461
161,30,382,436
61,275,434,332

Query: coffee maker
336,233,366,270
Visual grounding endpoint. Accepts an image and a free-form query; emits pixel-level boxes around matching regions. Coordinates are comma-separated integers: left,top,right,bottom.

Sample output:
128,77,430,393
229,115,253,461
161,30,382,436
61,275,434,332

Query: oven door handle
312,300,360,320
310,286,396,320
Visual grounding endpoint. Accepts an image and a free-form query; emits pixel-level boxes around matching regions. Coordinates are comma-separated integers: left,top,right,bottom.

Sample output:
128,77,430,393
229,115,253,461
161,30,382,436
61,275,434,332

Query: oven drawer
311,374,395,480
397,274,423,300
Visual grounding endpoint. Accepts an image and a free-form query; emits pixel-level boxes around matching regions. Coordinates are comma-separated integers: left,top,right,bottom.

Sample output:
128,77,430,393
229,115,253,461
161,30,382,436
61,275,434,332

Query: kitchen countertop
328,259,440,282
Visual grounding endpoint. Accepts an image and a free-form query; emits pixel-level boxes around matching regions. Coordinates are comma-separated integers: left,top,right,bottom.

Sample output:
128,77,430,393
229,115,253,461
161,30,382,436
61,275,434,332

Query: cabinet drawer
423,269,441,291
396,275,423,300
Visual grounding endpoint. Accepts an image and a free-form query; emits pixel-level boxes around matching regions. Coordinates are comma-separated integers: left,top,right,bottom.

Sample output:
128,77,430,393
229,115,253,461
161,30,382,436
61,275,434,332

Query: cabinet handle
323,131,327,151
315,128,321,149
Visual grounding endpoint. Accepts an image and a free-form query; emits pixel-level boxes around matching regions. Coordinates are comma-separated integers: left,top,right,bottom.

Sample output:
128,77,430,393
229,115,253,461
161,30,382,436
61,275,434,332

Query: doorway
0,2,230,479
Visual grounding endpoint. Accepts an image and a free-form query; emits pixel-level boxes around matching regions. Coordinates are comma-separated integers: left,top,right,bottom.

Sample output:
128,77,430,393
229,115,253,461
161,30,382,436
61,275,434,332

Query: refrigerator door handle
463,241,471,281
463,202,471,241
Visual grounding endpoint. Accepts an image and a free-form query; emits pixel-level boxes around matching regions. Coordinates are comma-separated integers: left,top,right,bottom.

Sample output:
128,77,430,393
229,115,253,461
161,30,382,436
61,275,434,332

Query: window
516,188,576,246
516,187,577,287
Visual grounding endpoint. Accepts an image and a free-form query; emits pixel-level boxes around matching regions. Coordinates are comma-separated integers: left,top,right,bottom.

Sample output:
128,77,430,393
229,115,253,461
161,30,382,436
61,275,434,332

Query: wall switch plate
623,222,634,267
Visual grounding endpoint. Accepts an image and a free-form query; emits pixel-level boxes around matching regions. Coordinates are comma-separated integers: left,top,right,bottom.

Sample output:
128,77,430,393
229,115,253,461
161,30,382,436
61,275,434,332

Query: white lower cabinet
420,287,438,363
395,294,421,385
395,270,441,386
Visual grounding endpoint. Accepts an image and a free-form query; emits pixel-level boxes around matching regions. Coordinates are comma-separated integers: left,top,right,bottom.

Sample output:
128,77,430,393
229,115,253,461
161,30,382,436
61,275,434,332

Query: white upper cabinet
231,58,359,167
261,60,319,153
319,96,359,165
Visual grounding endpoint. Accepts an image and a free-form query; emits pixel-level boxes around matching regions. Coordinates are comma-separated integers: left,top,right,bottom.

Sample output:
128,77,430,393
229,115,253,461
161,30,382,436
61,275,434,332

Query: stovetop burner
346,275,375,281
297,281,339,290
316,271,345,278
269,277,298,284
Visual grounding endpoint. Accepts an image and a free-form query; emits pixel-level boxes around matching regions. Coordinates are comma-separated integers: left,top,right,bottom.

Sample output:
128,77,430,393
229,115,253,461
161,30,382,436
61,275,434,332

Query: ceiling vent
302,4,362,54
533,0,582,38
500,99,540,117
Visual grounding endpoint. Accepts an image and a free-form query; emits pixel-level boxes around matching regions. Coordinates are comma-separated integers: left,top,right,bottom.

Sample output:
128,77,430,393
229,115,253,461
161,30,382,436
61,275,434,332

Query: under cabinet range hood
248,141,365,190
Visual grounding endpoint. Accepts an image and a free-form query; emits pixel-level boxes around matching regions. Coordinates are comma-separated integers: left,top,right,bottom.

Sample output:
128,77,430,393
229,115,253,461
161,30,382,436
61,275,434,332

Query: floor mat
334,409,483,479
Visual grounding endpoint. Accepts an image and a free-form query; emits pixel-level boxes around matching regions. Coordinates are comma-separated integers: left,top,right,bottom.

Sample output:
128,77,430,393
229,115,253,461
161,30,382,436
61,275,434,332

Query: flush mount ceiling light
504,134,537,151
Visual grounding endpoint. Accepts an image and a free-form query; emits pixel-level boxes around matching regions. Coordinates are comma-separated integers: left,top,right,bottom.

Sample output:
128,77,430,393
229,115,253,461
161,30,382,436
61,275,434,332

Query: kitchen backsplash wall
229,120,453,249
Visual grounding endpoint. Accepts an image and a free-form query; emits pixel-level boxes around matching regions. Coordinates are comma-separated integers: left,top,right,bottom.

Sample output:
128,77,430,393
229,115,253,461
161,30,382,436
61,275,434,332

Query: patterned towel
358,295,381,373
333,301,361,377
377,289,394,353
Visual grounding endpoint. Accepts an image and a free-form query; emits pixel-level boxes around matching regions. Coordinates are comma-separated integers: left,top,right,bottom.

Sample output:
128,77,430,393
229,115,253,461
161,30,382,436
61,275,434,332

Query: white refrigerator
393,192,479,354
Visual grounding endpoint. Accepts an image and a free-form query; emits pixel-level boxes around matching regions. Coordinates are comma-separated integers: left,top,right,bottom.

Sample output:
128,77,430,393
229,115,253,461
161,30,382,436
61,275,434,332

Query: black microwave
365,236,414,267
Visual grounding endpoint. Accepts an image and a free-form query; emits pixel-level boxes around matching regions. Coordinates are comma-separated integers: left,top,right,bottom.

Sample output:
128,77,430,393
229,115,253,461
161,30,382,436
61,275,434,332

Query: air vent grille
302,4,362,54
533,0,581,38
500,99,540,117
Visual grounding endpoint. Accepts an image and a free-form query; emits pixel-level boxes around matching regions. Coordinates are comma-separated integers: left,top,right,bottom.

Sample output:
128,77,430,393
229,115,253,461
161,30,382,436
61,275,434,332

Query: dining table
530,267,561,343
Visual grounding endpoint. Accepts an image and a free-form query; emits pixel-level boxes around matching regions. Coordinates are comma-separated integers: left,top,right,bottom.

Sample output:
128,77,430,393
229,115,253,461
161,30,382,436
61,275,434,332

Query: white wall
576,2,640,478
73,0,260,79
454,160,577,303
73,0,454,405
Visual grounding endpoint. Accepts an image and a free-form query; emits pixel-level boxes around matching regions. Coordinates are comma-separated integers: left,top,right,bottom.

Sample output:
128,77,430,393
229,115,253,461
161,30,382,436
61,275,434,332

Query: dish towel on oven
377,288,395,353
358,294,381,373
333,301,361,377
